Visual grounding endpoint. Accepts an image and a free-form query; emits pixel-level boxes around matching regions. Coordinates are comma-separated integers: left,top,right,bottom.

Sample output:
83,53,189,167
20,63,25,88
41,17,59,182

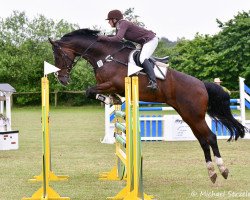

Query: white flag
44,61,60,76
127,62,143,76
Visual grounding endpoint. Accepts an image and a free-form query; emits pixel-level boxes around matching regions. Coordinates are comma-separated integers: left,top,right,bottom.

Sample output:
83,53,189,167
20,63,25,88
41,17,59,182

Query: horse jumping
49,28,246,183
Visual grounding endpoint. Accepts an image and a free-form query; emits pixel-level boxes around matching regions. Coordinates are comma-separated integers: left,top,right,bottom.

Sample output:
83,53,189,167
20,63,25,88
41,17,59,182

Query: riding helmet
106,10,123,20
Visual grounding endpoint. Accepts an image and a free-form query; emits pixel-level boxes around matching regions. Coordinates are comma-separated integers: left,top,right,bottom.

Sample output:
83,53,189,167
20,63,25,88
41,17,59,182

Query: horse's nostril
60,80,67,86
58,76,70,86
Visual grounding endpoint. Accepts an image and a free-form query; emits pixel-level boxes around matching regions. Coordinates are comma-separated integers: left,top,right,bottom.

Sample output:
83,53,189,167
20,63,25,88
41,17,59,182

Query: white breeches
139,36,159,64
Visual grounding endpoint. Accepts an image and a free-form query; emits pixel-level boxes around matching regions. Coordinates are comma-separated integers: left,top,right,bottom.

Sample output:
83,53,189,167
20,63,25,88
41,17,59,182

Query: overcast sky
1,0,249,41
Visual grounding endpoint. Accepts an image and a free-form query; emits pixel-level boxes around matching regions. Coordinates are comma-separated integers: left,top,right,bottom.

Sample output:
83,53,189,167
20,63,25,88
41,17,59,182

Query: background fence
12,90,240,107
11,90,102,106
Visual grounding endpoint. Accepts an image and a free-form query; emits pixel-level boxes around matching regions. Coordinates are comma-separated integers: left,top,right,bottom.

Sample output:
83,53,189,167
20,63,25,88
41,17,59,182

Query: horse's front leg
85,82,121,105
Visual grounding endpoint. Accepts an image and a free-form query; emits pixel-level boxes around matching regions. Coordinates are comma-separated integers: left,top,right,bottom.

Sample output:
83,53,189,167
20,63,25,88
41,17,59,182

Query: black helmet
106,10,123,20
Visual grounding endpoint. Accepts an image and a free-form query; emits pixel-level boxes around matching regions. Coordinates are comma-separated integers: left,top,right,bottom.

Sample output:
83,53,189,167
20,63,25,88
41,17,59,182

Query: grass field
1,106,250,200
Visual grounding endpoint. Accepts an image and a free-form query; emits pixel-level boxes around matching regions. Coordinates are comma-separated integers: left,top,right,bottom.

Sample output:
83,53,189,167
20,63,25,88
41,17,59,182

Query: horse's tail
204,82,246,141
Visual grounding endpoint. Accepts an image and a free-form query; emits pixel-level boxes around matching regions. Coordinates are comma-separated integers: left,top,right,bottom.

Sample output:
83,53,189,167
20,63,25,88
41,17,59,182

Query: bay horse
49,29,246,183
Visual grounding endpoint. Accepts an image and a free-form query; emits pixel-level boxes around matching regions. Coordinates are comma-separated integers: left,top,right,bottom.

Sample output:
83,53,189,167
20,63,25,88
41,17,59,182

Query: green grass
1,107,250,200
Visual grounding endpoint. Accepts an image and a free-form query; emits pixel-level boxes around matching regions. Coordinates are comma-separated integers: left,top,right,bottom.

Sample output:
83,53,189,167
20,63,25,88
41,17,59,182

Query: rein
99,43,135,67
103,45,131,66
55,40,97,68
53,38,136,83
55,40,134,71
53,40,97,79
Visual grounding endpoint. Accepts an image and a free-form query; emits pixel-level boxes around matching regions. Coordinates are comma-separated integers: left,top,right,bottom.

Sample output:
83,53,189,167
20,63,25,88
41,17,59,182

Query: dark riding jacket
98,19,156,45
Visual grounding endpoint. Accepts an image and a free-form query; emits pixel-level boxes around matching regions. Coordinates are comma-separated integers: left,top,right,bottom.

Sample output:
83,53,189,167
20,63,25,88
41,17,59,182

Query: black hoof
112,98,122,105
110,94,123,105
221,168,229,179
210,173,217,183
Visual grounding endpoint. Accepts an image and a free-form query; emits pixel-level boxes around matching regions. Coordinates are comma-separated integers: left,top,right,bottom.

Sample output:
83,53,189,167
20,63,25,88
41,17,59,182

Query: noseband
53,40,97,81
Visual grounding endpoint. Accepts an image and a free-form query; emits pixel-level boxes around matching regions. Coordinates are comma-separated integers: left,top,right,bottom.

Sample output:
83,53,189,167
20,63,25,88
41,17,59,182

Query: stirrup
147,81,158,90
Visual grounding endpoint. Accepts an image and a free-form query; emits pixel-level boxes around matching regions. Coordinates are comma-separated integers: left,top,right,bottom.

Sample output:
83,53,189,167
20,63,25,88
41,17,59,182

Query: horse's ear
48,37,55,45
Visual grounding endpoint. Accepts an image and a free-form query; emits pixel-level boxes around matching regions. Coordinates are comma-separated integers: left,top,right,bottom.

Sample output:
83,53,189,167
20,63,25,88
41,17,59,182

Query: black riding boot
142,59,158,90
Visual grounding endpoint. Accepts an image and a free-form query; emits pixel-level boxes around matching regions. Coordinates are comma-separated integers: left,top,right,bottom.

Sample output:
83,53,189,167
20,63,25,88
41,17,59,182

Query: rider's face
108,19,116,27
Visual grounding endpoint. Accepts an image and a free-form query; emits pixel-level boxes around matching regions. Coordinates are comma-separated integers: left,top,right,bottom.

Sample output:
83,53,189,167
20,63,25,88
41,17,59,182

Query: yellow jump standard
22,77,70,200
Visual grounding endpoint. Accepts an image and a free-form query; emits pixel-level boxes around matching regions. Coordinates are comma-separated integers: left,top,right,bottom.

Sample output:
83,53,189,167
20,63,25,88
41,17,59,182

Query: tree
168,11,250,91
123,8,145,27
154,37,177,59
213,11,250,87
1,10,249,105
0,11,79,105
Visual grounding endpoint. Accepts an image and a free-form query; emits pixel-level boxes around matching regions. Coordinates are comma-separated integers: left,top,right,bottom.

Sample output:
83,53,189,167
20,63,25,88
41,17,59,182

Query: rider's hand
97,35,106,41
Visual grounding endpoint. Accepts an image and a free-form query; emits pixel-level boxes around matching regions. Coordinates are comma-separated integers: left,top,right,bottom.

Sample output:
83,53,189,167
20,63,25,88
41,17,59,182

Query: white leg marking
206,161,216,177
215,156,226,173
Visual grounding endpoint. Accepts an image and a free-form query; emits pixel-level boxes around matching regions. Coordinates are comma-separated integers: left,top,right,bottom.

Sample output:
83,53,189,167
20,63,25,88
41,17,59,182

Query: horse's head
49,29,100,86
49,38,76,86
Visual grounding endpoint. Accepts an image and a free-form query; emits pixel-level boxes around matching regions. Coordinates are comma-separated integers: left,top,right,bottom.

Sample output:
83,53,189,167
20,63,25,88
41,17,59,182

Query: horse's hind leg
184,109,229,183
197,136,217,183
208,133,229,179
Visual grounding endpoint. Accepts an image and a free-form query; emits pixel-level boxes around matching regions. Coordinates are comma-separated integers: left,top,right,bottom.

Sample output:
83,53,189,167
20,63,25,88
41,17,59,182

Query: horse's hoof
109,95,122,105
221,168,229,179
210,172,217,183
112,99,122,105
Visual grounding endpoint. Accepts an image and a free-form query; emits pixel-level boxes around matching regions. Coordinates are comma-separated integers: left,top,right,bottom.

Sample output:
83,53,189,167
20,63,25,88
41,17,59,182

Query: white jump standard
0,83,19,150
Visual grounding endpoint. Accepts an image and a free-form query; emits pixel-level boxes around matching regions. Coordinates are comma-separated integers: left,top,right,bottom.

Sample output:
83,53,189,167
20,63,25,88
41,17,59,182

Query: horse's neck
87,43,130,69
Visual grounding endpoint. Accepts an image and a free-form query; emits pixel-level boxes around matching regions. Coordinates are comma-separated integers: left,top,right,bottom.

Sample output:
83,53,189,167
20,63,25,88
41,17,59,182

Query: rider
97,9,158,90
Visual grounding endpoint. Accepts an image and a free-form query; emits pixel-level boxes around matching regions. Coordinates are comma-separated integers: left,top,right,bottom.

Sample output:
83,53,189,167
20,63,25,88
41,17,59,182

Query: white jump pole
101,104,115,144
0,91,3,114
239,77,246,125
5,93,12,131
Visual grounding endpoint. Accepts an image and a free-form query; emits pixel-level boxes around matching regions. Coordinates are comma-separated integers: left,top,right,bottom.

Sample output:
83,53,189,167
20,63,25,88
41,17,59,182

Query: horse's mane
62,29,100,39
60,28,135,49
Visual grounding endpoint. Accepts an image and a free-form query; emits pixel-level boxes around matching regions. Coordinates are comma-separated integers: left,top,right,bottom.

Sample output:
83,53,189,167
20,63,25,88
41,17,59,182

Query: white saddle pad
128,50,168,80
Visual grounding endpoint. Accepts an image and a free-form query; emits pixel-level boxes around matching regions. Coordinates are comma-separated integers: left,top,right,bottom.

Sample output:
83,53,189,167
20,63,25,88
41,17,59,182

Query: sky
0,0,249,41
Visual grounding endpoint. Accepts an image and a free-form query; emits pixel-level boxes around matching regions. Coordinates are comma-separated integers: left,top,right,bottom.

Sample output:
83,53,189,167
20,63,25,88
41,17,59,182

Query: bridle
52,38,135,84
52,40,97,80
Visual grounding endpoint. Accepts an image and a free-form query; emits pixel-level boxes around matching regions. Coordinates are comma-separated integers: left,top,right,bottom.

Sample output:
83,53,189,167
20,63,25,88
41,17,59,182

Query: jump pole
107,76,153,200
22,62,70,200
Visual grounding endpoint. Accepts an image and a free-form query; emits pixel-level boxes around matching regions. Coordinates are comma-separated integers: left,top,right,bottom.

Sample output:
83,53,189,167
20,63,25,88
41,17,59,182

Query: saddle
132,51,169,66
129,50,169,80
